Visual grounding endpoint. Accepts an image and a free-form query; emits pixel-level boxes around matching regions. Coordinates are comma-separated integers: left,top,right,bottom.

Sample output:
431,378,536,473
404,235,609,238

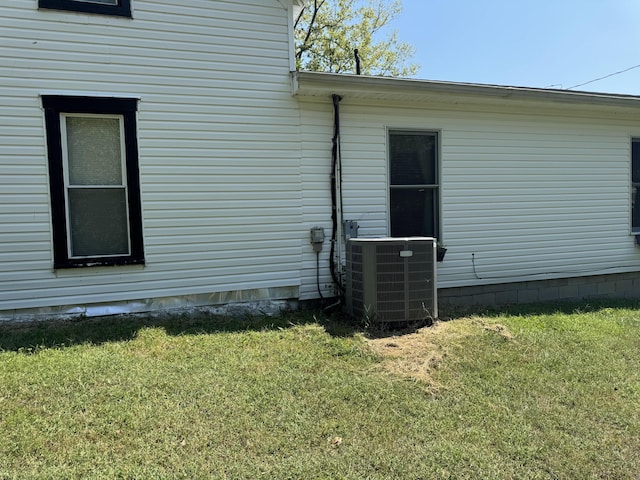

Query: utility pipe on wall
330,93,345,295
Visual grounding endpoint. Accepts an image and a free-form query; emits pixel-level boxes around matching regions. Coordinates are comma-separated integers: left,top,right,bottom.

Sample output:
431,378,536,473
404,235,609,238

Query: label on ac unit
399,250,413,257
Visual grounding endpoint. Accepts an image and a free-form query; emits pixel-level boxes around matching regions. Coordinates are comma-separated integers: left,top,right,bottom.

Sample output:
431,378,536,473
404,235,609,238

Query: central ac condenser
345,237,437,323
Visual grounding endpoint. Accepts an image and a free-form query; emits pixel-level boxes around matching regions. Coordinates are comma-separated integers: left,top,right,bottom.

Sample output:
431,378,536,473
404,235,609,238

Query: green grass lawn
1,303,639,479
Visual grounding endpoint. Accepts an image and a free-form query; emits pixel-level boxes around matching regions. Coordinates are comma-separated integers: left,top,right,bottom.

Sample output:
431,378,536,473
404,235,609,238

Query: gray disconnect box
343,220,359,239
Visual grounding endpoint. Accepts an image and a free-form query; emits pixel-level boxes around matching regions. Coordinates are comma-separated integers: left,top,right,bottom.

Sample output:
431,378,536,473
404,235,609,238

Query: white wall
4,0,640,312
298,94,640,298
0,0,304,312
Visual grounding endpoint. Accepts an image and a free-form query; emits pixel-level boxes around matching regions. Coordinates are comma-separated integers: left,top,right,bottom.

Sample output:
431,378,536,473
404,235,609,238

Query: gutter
291,70,640,109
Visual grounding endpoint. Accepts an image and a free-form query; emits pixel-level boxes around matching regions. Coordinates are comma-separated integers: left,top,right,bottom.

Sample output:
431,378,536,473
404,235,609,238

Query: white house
294,72,640,306
2,0,640,321
1,0,307,320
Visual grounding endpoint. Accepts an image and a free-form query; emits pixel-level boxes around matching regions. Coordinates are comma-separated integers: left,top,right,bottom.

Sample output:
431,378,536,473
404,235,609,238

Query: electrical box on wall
310,227,325,252
343,220,359,240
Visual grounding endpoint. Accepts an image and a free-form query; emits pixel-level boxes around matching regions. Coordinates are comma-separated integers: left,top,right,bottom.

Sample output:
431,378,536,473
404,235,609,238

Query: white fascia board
292,71,640,110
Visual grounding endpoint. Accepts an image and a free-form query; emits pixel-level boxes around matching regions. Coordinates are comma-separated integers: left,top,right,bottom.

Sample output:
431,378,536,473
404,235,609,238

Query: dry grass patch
367,317,515,386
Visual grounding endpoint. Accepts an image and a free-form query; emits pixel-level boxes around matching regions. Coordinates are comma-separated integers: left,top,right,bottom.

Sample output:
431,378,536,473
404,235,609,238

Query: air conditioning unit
345,237,437,323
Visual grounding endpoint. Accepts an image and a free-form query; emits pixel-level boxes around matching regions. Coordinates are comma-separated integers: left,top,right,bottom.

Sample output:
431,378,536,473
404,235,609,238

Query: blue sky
393,0,640,95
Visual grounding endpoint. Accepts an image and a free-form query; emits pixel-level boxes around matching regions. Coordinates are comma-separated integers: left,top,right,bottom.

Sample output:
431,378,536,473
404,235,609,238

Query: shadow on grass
3,299,639,353
0,309,364,353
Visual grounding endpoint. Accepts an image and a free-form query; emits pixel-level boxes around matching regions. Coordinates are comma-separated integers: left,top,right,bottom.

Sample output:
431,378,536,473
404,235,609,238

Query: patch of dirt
479,322,515,340
367,318,515,387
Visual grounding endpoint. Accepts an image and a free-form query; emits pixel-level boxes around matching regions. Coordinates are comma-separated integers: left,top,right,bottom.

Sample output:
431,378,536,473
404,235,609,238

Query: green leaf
295,0,419,77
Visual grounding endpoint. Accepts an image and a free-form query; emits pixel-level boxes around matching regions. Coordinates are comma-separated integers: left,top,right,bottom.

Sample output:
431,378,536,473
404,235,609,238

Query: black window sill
54,256,145,269
39,0,132,18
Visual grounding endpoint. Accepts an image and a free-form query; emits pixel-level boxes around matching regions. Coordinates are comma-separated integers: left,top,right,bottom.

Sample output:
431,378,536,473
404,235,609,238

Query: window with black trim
39,0,131,17
632,139,640,233
42,96,144,269
389,130,440,239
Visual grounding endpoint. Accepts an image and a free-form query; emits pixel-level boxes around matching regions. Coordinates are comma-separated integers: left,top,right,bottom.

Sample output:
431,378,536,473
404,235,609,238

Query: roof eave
292,70,640,109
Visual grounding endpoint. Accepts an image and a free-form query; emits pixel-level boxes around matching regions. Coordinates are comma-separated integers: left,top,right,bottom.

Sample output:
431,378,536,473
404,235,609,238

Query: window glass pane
633,186,640,232
66,116,123,186
390,188,436,237
390,133,436,185
68,188,129,256
633,140,640,183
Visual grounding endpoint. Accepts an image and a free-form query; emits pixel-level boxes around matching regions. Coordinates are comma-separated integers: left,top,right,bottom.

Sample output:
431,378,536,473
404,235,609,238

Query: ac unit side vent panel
345,237,437,323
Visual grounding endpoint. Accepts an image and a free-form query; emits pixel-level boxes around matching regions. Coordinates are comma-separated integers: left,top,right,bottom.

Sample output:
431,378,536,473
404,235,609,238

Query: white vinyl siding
5,0,640,313
298,96,640,296
299,99,337,299
0,0,303,312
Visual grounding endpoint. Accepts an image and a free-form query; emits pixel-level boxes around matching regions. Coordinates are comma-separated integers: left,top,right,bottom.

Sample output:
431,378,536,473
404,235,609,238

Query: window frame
38,0,132,18
61,113,132,259
42,95,144,269
387,129,441,240
632,138,640,234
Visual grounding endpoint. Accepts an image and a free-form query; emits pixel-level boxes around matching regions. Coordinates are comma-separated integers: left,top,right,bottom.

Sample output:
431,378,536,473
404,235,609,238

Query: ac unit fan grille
346,238,437,323
349,244,365,318
375,244,407,321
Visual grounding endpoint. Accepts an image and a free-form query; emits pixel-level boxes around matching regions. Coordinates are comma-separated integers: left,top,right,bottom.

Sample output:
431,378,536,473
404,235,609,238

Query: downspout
330,94,345,295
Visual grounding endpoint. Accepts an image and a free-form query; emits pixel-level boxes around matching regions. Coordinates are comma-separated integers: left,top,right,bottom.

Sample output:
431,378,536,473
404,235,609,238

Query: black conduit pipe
330,94,345,295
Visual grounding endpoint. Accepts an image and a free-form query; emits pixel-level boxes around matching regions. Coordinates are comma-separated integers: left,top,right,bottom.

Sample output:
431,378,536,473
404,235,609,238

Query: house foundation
438,272,640,308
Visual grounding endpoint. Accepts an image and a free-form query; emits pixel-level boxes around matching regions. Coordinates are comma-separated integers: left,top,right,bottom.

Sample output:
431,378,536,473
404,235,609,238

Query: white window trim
60,113,132,259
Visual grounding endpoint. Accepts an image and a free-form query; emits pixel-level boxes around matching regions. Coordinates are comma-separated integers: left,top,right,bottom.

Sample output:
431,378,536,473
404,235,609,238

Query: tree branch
293,5,306,29
297,0,326,60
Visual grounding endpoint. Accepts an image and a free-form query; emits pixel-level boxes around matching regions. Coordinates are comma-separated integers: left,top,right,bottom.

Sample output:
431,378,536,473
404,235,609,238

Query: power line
566,63,640,90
